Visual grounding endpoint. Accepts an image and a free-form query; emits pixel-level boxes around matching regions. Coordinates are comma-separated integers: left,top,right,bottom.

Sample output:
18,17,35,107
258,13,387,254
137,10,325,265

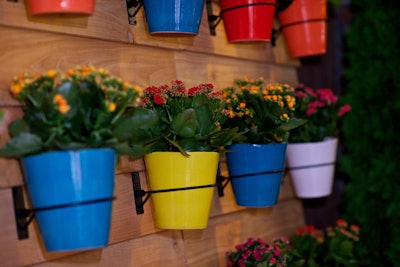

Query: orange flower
10,82,22,96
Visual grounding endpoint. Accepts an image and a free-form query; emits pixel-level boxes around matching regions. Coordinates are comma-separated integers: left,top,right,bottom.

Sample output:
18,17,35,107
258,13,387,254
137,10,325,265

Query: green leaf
171,108,198,138
0,133,43,158
281,118,307,132
113,108,159,141
112,142,146,159
0,110,5,126
8,119,30,137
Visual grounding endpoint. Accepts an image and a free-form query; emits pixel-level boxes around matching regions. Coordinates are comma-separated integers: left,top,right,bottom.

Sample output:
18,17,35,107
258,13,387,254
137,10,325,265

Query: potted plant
26,0,96,15
219,0,277,42
290,219,363,266
226,236,291,266
0,66,158,252
140,80,241,229
221,78,306,207
287,85,351,198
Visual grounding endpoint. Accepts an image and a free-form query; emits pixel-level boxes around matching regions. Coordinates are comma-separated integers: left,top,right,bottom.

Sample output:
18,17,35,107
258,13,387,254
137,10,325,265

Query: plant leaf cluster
221,78,306,144
0,66,158,159
141,80,241,156
289,86,351,143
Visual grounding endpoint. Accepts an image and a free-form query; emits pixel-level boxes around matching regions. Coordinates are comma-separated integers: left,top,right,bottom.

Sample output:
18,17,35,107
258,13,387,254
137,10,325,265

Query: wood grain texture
0,0,299,65
0,26,178,105
32,231,187,267
184,198,305,267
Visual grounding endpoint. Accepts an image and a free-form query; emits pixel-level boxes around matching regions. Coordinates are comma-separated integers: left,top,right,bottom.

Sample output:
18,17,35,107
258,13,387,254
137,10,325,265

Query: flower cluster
222,78,305,144
0,65,158,158
289,85,351,143
226,237,291,267
141,80,241,155
290,219,362,267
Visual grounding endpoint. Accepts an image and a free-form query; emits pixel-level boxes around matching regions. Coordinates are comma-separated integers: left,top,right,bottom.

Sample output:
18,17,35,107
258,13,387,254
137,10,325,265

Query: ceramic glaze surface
27,0,95,15
21,148,115,251
219,0,276,42
143,0,204,35
144,152,218,229
226,143,287,207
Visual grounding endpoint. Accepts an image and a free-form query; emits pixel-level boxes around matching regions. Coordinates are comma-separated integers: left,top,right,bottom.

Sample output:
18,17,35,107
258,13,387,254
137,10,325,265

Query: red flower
336,219,348,228
153,94,166,105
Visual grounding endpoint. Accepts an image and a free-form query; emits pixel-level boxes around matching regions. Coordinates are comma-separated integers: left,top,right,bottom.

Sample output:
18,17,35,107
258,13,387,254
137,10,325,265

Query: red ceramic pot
27,0,95,15
219,0,276,42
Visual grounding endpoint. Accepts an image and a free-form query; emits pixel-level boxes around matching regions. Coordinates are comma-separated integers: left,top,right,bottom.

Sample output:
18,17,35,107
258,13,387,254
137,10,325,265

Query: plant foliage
0,66,158,159
289,86,351,143
341,0,400,266
141,80,241,156
221,78,306,144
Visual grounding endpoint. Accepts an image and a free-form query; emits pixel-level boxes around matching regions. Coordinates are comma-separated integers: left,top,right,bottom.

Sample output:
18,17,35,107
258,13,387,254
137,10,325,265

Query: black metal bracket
126,0,143,25
12,186,34,240
207,0,222,36
216,168,287,197
131,171,219,215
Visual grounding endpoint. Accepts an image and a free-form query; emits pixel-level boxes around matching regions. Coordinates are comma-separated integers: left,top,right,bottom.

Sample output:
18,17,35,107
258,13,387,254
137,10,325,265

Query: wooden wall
0,0,305,266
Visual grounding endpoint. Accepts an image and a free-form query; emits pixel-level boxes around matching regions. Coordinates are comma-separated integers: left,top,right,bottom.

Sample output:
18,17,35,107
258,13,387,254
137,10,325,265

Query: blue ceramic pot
21,148,115,252
226,143,287,207
142,0,205,35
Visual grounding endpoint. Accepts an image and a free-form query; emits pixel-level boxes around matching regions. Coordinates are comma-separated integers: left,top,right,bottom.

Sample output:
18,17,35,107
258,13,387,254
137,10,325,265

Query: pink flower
306,107,317,116
338,104,351,117
318,88,338,105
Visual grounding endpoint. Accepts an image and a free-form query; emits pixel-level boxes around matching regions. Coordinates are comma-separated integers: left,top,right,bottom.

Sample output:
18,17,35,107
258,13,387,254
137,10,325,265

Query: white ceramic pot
286,137,338,198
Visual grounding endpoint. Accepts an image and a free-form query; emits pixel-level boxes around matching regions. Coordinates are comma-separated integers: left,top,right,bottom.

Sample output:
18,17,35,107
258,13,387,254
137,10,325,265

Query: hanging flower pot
26,0,95,15
219,0,277,42
21,149,115,252
144,152,218,229
286,138,338,198
142,0,205,35
277,0,327,58
225,143,287,207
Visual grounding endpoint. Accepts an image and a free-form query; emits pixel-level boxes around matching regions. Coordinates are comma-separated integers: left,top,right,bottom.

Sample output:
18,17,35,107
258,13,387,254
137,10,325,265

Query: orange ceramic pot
277,0,327,58
27,0,95,15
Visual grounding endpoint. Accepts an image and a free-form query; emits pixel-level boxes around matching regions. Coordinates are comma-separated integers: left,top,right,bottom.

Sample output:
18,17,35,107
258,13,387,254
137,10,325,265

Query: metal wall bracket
126,0,143,25
12,186,34,240
206,0,222,36
216,169,287,196
131,171,219,215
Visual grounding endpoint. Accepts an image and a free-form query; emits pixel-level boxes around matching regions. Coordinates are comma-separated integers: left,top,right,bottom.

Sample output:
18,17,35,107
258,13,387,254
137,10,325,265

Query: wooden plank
0,107,24,188
174,51,299,89
0,0,131,43
33,231,187,267
0,26,178,105
184,198,305,266
0,1,299,65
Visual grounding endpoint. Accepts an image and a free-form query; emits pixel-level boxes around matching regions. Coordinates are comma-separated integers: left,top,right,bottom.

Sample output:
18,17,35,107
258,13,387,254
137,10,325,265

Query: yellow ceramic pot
144,152,219,229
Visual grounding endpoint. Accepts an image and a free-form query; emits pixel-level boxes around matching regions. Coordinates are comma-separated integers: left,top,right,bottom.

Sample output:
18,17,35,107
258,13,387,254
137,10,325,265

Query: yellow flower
108,102,116,112
239,102,246,109
123,82,131,90
133,85,142,93
46,70,57,78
